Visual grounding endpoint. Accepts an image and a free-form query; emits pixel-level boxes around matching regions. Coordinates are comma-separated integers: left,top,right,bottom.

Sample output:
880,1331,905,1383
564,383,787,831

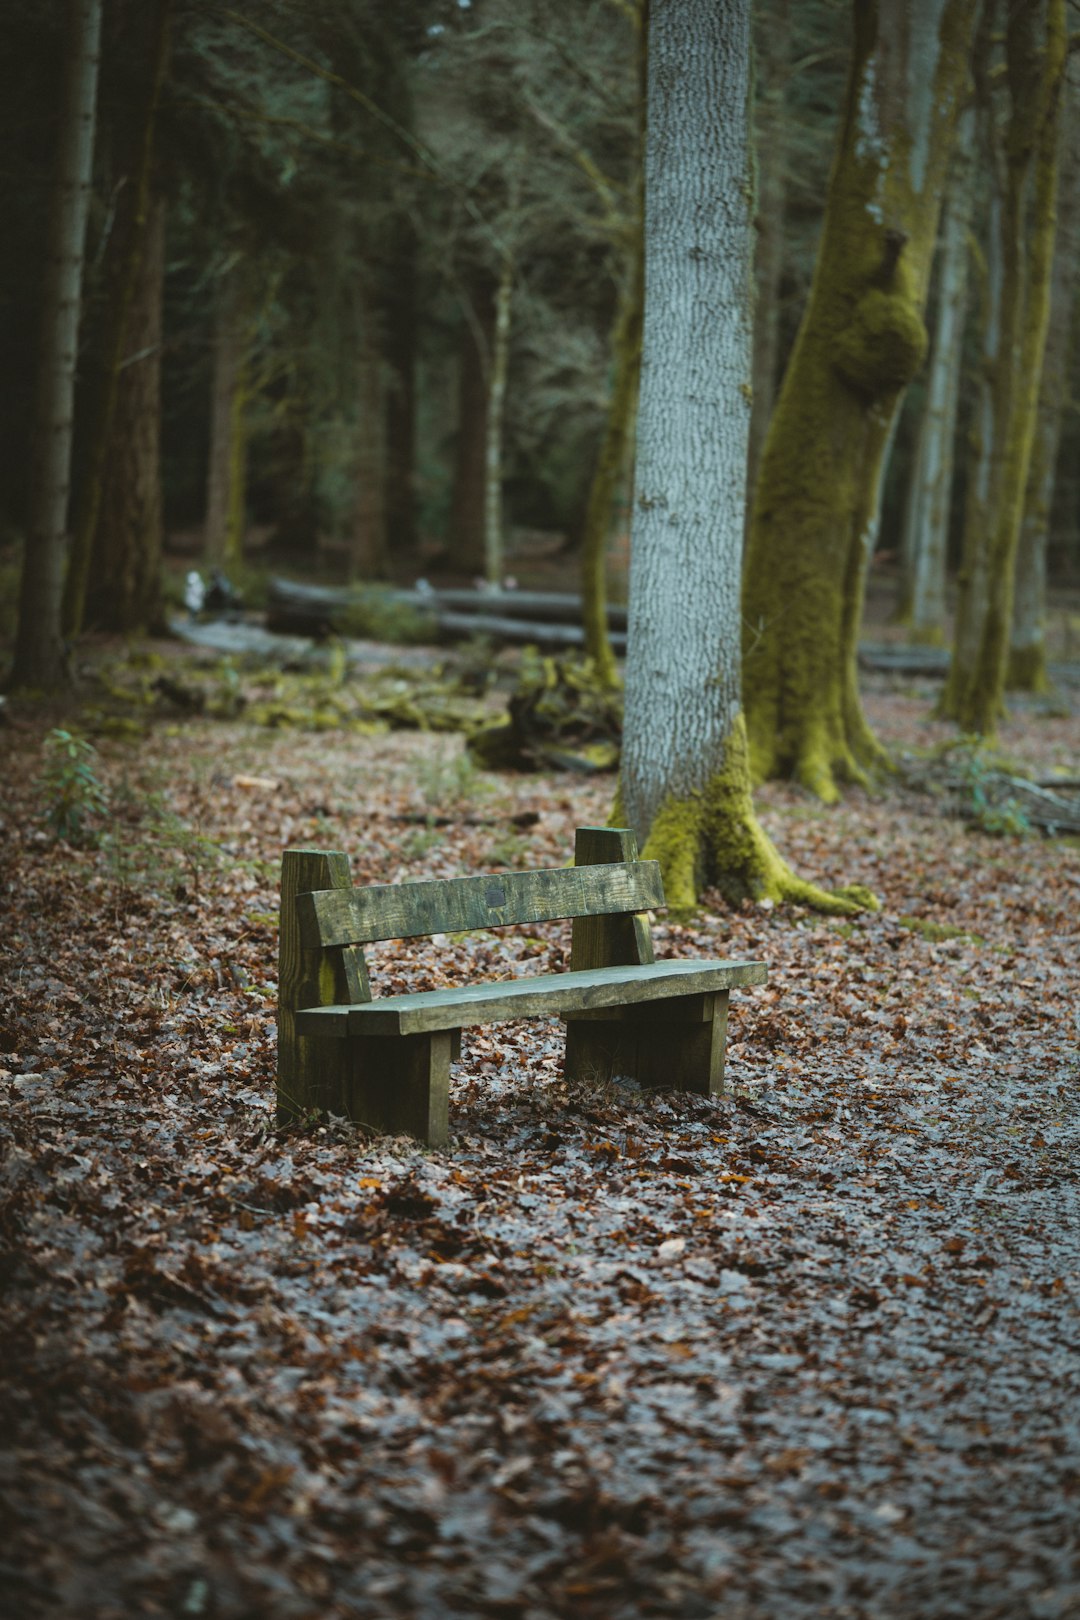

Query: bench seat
295,956,767,1038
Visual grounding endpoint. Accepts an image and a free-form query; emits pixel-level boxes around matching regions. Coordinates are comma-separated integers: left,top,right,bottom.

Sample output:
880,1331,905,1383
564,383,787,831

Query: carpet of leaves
1,666,1079,1620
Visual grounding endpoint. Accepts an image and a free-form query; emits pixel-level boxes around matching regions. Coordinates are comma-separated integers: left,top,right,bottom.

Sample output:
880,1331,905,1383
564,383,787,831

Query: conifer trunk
447,278,492,576
619,0,875,917
350,278,387,581
741,0,979,802
84,194,165,632
11,0,102,690
204,264,249,572
61,0,170,639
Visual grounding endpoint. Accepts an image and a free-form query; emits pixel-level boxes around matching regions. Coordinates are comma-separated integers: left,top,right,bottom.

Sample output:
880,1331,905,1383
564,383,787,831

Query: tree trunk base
639,716,880,915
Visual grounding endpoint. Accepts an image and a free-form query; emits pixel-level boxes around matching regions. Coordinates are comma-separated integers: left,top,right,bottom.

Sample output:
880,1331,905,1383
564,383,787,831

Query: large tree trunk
84,193,165,632
941,0,1066,733
906,107,976,645
11,0,102,690
1008,59,1080,692
741,0,979,802
746,0,789,515
204,261,249,572
61,0,170,639
619,0,875,918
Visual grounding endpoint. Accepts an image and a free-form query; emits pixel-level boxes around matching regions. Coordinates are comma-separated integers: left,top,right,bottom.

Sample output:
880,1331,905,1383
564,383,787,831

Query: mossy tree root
638,718,880,916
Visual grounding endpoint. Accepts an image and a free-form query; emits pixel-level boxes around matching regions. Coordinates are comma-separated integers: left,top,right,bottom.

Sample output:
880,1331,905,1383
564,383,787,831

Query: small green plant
416,741,482,809
38,729,109,843
949,739,1032,838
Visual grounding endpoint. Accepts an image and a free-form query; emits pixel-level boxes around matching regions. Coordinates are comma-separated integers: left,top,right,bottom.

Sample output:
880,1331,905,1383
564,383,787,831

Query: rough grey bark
620,0,753,841
908,107,976,643
11,0,102,690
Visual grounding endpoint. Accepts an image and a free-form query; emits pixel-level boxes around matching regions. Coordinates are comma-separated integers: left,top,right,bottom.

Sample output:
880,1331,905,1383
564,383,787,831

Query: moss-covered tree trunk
580,226,642,689
906,108,975,645
741,0,979,802
204,261,249,573
83,193,165,632
746,0,789,516
941,0,1066,733
619,0,874,918
1008,58,1079,693
11,0,102,691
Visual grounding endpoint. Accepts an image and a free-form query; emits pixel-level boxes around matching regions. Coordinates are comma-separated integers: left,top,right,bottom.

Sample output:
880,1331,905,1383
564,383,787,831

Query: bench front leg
347,1030,453,1147
564,991,730,1097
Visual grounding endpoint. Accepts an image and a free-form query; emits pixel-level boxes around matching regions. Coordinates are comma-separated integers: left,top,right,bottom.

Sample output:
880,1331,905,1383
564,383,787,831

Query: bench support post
565,990,729,1096
348,1032,452,1147
279,848,364,1123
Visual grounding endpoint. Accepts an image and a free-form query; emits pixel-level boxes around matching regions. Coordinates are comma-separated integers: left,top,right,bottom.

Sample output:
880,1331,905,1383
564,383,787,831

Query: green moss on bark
639,716,879,916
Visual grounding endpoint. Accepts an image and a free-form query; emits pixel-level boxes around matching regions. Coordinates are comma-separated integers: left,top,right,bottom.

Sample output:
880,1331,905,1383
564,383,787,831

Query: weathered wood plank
296,860,666,949
347,1031,452,1146
571,827,655,970
566,993,729,1095
295,957,767,1038
278,849,368,1120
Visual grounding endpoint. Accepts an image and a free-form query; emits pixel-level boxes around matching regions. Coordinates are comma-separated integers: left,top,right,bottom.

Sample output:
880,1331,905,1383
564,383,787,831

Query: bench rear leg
347,1031,453,1147
565,991,729,1097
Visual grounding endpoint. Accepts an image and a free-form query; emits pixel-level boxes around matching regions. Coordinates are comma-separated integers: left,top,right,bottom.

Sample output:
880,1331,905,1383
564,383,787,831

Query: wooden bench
277,827,767,1146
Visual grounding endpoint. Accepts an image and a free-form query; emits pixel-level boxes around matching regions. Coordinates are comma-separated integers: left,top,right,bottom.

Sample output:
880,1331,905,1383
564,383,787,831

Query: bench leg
564,991,729,1097
346,1031,453,1147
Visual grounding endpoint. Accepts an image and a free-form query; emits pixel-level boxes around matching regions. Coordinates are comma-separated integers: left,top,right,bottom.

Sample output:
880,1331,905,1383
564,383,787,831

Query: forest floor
1,636,1079,1620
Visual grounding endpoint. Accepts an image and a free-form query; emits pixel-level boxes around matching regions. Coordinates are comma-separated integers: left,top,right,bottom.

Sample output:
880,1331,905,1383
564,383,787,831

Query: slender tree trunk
447,278,493,576
204,262,249,572
747,0,789,514
1008,61,1080,692
61,0,170,639
350,278,387,580
942,0,1066,733
83,193,165,632
483,251,513,589
11,0,102,690
619,0,874,917
580,228,642,689
741,0,980,802
383,222,418,566
907,107,976,644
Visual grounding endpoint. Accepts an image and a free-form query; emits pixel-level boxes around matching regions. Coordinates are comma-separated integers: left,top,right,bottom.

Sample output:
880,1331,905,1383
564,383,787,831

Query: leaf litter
0,663,1078,1619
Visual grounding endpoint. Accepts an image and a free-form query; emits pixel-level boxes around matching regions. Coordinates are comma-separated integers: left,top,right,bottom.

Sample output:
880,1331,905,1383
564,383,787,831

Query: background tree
941,0,1066,733
902,107,976,645
619,0,874,916
10,0,102,690
1008,55,1080,694
741,0,979,802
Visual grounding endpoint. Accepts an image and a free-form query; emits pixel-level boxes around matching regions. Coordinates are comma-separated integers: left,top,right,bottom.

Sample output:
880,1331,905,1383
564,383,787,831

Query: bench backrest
295,858,663,949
